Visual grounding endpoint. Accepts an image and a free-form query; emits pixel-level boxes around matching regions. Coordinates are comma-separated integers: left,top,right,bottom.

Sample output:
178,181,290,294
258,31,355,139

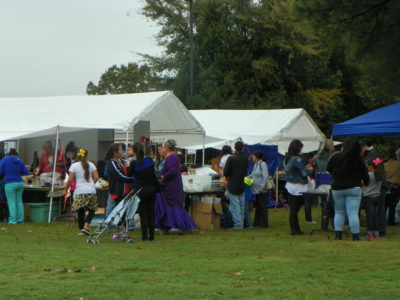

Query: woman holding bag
251,151,269,228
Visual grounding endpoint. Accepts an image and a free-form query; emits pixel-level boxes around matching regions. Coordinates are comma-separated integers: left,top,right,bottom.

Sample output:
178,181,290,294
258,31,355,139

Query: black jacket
327,152,369,190
223,152,248,195
127,157,157,196
106,159,134,197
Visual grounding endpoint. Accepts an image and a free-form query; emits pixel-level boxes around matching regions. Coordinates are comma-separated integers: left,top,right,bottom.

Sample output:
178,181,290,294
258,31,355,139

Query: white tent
0,91,204,141
0,91,204,222
185,109,326,153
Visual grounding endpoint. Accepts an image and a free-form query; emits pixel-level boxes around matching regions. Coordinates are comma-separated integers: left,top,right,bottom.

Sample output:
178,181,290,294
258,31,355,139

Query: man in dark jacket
223,141,248,230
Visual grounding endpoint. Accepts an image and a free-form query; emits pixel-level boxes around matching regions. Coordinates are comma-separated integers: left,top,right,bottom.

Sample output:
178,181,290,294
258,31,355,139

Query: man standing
223,141,248,230
384,149,400,225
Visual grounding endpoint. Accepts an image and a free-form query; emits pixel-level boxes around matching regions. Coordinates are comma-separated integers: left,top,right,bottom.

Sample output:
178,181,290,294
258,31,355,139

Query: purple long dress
155,154,196,232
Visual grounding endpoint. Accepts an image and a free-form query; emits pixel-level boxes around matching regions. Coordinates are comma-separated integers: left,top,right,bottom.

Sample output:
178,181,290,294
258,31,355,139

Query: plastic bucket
28,201,60,222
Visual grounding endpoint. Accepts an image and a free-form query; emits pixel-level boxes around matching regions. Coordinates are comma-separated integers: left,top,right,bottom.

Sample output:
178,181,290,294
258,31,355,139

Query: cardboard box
192,197,223,231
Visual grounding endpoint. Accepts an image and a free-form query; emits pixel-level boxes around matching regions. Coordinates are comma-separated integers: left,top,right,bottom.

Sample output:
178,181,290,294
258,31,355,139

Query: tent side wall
18,129,114,165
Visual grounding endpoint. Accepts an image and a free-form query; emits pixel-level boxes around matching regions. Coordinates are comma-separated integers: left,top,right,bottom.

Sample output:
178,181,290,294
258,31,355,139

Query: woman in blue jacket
284,140,313,235
0,149,29,224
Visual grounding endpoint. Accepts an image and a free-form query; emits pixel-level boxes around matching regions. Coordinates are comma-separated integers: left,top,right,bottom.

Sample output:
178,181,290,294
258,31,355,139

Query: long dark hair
133,142,144,166
105,143,121,161
77,149,90,182
8,148,18,156
339,137,362,172
285,140,303,164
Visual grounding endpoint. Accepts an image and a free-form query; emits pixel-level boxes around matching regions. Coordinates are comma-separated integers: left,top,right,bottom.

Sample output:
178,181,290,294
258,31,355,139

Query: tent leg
48,126,60,223
125,130,129,146
275,171,279,208
202,131,205,166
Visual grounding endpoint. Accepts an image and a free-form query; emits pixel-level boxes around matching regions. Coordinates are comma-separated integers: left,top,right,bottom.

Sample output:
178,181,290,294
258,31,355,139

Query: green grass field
0,208,399,300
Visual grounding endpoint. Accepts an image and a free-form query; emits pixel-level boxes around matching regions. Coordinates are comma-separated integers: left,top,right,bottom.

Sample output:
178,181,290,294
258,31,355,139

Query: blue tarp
332,102,400,137
243,144,282,176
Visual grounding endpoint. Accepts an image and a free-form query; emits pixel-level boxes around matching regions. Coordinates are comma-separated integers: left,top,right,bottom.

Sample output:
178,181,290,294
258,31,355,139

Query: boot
335,231,342,240
352,233,360,241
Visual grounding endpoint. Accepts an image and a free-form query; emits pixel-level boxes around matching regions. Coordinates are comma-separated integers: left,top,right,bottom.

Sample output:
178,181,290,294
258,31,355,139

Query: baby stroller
87,188,141,244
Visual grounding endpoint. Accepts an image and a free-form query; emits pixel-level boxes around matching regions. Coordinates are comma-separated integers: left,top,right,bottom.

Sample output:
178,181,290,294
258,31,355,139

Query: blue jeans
244,200,253,228
332,188,362,234
229,193,245,229
5,182,25,224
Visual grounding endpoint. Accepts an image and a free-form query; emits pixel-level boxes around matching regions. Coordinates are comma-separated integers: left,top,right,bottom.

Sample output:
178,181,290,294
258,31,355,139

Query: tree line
87,0,400,135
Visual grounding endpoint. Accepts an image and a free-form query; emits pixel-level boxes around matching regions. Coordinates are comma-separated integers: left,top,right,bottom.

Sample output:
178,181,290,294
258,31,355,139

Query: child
363,158,383,239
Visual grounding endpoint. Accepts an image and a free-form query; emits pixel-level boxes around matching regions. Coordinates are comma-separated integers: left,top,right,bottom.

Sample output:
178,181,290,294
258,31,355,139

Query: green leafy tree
299,0,400,109
142,0,346,133
86,63,167,95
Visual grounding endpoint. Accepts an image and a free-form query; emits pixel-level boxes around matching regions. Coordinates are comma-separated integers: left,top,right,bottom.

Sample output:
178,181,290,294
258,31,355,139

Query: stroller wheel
127,239,135,244
94,240,100,244
86,239,92,244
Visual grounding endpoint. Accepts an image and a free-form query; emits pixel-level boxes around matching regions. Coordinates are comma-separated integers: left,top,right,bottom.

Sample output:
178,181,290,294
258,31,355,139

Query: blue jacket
284,156,312,185
0,156,29,184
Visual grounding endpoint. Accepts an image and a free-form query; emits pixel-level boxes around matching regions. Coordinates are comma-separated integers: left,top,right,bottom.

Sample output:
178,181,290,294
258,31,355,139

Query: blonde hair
319,139,334,154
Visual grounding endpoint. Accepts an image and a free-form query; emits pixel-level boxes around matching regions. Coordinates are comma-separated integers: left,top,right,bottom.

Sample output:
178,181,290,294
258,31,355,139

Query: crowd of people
0,136,399,242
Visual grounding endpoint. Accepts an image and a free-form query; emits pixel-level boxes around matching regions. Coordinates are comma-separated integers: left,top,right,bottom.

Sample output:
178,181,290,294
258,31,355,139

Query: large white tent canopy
184,109,326,153
0,91,204,141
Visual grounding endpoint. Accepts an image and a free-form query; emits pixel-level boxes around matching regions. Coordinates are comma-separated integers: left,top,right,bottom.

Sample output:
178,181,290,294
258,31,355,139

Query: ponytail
77,149,90,182
133,142,144,166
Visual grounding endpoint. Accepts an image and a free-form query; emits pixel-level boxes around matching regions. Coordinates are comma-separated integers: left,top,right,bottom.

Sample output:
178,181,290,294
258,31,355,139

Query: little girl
363,158,383,239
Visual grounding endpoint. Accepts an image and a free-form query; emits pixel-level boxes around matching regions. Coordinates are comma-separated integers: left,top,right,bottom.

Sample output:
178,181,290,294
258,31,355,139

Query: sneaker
77,231,85,236
367,233,374,239
307,221,317,225
373,233,380,239
112,234,121,240
81,228,92,236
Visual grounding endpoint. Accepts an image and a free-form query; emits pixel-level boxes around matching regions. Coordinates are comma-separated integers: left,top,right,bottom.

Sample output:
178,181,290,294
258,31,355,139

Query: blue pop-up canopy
332,102,400,137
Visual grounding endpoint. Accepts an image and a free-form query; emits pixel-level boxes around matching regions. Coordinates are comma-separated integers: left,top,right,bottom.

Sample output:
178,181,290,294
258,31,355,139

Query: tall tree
86,63,167,95
299,0,400,109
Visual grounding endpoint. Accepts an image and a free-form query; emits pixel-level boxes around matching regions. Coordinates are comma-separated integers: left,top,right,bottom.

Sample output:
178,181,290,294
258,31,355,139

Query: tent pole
48,125,60,223
125,130,129,146
275,170,279,208
202,131,205,166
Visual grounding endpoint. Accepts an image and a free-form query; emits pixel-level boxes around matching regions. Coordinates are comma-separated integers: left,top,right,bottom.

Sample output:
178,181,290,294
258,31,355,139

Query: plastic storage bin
28,201,60,222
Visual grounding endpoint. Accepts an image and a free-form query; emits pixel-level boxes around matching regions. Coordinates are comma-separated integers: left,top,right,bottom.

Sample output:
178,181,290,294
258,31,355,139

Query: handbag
266,176,275,190
95,178,109,189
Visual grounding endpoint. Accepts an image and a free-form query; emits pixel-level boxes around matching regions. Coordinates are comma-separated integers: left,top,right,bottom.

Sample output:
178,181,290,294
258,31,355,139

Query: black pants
253,193,268,228
303,195,314,222
77,208,95,230
364,195,381,232
288,194,304,233
386,186,400,225
138,193,156,241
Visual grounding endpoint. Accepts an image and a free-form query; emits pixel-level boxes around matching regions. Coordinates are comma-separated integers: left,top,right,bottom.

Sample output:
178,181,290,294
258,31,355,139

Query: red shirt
38,152,66,175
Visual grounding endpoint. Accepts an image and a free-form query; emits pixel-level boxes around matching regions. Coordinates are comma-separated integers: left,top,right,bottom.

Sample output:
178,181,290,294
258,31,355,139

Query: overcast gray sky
0,0,162,97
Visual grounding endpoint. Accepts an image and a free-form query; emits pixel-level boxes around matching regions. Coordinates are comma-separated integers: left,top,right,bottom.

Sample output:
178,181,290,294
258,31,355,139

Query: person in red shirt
37,141,66,176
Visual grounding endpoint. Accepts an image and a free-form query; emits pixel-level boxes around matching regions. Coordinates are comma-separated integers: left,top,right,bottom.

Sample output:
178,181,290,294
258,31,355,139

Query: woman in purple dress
155,139,196,233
